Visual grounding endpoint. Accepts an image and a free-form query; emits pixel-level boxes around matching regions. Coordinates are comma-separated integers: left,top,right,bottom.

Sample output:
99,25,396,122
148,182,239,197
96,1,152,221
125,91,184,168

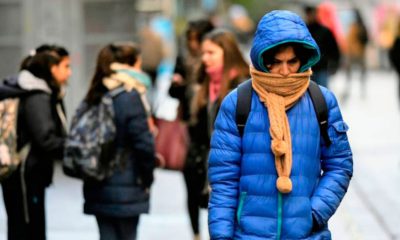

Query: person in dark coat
82,42,156,240
389,18,400,103
172,28,249,240
304,5,341,88
1,44,71,240
169,19,214,240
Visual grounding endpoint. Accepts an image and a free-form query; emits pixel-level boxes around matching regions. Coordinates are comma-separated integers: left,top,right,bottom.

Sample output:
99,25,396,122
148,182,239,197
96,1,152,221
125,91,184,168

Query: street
0,69,399,240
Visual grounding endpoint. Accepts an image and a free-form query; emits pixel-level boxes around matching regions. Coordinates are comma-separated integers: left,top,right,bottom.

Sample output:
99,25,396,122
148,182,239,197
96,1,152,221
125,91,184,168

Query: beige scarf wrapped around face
250,66,312,193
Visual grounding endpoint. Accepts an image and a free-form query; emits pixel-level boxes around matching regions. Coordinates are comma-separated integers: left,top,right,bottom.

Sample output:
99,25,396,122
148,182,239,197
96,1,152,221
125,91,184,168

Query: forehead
202,39,221,49
274,46,296,59
58,56,70,65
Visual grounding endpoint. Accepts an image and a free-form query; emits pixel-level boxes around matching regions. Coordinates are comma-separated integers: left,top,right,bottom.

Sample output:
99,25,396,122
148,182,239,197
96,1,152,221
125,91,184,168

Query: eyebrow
274,56,299,62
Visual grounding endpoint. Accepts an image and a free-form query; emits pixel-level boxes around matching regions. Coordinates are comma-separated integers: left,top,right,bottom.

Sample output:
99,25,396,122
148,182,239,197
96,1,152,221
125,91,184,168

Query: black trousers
183,144,208,235
1,168,46,240
96,215,140,240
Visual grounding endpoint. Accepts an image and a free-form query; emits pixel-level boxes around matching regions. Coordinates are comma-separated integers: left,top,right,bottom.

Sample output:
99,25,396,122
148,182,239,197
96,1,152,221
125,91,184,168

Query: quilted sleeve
23,93,65,159
208,91,242,240
124,91,156,188
311,88,353,229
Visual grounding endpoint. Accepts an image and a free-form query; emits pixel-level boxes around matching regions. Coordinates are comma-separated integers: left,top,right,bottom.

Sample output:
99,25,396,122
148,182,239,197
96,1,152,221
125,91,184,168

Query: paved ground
0,69,399,239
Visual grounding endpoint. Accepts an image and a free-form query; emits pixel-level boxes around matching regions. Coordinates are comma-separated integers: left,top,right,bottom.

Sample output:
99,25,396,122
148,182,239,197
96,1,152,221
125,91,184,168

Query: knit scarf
250,66,312,194
207,65,223,102
102,63,151,115
103,63,148,94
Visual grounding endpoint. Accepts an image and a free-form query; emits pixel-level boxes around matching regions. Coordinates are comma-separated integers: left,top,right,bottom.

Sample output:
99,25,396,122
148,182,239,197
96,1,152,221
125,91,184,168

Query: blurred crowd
0,1,399,240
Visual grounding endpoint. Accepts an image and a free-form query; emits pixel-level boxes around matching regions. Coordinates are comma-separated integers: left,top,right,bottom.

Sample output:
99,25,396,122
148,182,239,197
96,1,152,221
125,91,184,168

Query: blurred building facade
0,0,211,117
1,0,398,115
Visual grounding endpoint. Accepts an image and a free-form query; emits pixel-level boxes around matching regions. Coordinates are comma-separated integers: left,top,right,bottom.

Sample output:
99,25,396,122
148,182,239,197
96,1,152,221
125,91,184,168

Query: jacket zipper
237,191,247,229
277,192,283,240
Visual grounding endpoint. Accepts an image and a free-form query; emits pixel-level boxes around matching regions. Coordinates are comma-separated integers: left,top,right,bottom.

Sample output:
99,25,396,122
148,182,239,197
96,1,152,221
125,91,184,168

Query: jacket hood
0,75,26,100
18,70,52,94
250,10,320,73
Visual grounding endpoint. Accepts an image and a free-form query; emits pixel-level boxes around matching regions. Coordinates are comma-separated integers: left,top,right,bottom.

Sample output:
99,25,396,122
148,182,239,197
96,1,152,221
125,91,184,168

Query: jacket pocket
329,121,350,153
236,192,247,228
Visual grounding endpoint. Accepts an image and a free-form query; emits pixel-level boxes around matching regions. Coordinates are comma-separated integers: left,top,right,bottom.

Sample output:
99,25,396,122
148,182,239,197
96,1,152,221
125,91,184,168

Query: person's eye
288,58,299,64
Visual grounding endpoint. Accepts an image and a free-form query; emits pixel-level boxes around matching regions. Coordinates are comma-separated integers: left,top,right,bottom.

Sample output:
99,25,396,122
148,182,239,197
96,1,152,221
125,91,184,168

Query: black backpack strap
236,79,252,137
307,81,332,146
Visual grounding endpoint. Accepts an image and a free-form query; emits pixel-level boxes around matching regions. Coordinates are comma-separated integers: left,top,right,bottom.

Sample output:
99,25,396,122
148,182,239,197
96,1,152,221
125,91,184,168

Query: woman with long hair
81,42,155,240
1,44,71,240
185,29,249,240
169,19,215,121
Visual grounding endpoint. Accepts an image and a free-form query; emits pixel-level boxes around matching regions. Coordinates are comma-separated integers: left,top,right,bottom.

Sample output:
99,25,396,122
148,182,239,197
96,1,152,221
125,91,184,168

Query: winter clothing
170,52,246,236
306,16,341,87
250,11,320,73
250,67,312,193
1,70,66,240
83,89,155,218
389,37,400,73
389,37,400,101
2,179,46,240
111,63,152,90
207,65,223,103
102,64,152,116
208,10,353,240
306,22,340,74
169,53,209,235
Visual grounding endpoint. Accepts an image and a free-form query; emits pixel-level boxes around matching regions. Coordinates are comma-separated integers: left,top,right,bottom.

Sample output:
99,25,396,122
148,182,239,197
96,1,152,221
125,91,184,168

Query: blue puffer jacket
208,11,353,240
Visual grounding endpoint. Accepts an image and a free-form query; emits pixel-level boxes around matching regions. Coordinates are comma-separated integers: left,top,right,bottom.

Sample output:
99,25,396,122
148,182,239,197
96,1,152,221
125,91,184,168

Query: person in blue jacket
208,10,353,239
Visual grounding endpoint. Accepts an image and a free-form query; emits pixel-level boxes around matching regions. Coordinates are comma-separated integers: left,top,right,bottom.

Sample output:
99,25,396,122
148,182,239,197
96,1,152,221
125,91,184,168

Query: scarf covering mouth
250,66,312,193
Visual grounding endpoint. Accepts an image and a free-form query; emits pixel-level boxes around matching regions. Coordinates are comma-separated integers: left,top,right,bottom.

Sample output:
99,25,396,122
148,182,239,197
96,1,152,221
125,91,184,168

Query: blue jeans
96,215,140,240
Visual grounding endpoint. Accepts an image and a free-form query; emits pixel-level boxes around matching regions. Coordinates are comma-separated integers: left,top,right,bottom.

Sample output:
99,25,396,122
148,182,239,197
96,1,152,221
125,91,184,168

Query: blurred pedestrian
170,19,215,122
172,28,249,240
227,4,255,57
375,3,398,69
81,42,156,240
168,19,214,240
304,5,341,88
139,26,166,85
1,44,71,240
343,8,369,101
208,10,353,239
316,1,345,49
389,17,400,103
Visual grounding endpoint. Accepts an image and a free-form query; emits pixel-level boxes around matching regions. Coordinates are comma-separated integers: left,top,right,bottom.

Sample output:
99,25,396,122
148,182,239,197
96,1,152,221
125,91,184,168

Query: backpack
63,87,125,181
236,79,332,146
0,77,31,182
